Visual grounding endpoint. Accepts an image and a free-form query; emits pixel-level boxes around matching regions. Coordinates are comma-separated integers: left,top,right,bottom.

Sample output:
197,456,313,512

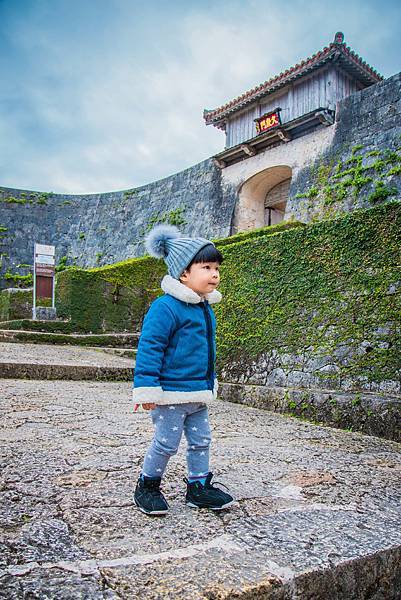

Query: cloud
0,0,399,193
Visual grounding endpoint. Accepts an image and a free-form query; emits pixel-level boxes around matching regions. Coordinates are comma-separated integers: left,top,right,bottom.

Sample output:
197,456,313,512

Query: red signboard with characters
35,263,55,277
254,109,281,134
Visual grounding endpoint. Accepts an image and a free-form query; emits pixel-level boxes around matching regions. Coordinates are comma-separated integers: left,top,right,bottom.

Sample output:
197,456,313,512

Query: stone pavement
1,378,400,599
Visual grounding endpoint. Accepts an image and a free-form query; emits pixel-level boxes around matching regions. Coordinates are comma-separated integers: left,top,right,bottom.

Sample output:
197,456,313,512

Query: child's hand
142,403,156,410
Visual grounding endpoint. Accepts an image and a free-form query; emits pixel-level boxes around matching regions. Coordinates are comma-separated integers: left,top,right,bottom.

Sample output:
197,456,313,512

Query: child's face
179,261,220,297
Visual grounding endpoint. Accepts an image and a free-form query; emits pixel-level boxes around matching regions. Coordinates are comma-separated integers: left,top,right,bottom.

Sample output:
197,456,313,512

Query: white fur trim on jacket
132,378,219,406
161,274,222,304
132,386,164,404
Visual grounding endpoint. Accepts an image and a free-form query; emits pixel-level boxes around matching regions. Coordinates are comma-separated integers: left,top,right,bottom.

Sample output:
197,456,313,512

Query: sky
0,0,400,194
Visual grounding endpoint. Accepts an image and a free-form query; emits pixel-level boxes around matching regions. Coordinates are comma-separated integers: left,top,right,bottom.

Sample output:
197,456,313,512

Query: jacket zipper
200,301,214,385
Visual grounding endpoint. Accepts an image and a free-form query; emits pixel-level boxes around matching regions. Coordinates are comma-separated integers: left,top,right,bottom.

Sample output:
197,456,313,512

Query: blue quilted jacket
132,274,221,405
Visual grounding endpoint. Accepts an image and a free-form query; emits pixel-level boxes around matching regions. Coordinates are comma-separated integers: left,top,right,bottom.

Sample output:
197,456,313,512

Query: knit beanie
145,224,215,280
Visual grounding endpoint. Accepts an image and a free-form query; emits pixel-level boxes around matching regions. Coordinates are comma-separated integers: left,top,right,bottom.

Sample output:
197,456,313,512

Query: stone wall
213,199,401,441
0,159,236,289
288,72,401,222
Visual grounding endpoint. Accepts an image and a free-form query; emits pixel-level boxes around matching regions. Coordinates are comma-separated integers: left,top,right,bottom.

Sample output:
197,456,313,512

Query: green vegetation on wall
0,289,33,321
213,220,304,247
138,206,187,237
294,144,401,222
0,190,53,205
214,200,401,389
1,259,33,288
56,200,401,395
56,256,166,332
0,291,9,321
3,272,33,287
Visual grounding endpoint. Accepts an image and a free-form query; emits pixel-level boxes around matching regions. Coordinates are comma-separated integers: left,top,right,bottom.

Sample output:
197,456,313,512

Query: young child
132,224,234,515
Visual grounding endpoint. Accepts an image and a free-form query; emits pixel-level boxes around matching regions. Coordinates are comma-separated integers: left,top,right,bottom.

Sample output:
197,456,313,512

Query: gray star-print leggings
142,402,211,478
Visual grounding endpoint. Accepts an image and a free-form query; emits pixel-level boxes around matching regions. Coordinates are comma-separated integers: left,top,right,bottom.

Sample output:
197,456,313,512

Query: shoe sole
186,500,235,511
134,500,169,515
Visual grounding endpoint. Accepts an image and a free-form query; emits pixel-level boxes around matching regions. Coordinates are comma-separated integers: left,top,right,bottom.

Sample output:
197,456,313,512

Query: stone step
0,319,88,333
0,362,133,381
0,342,134,381
88,347,137,359
220,382,401,443
0,329,139,347
1,380,400,598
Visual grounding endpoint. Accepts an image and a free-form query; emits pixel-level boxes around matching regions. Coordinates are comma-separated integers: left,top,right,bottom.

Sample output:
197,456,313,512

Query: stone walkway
1,378,400,598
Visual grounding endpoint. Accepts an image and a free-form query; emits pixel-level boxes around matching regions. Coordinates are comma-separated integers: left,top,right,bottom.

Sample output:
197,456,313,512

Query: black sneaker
134,475,169,515
184,472,234,510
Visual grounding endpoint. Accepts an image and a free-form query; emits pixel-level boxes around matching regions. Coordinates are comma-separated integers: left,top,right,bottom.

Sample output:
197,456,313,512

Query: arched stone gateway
231,165,292,234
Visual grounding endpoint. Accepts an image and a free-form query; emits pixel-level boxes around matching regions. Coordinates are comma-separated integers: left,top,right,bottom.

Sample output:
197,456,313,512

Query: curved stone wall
0,158,236,288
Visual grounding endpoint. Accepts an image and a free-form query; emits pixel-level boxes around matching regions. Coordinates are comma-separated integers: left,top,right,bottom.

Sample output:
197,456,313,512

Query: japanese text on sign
36,264,55,277
255,110,281,134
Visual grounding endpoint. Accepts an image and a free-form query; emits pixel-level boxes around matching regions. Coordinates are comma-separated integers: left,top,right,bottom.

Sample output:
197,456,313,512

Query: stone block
35,307,57,321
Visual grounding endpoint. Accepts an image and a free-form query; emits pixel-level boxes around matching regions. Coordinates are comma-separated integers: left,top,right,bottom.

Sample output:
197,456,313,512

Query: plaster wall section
221,125,335,193
221,125,336,230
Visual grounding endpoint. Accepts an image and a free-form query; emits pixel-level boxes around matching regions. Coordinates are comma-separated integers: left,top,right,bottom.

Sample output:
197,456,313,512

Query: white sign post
33,243,55,320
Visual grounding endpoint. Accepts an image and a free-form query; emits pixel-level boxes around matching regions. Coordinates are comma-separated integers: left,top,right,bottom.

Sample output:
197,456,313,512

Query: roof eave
204,43,383,128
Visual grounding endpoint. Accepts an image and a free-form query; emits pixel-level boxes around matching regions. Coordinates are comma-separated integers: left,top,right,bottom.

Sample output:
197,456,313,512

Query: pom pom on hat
145,224,181,258
145,223,214,279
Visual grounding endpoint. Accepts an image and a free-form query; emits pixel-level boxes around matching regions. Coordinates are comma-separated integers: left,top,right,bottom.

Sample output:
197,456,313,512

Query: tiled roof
204,33,383,127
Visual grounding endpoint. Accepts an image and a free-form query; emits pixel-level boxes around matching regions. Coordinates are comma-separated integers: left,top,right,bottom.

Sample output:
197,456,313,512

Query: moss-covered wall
0,290,9,321
214,199,401,440
289,142,401,223
55,220,304,332
56,200,401,396
215,200,401,398
55,257,166,332
54,200,400,438
289,73,401,222
0,289,33,321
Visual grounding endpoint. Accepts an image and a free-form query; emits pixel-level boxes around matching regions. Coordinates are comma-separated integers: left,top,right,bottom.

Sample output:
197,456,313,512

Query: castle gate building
203,33,382,234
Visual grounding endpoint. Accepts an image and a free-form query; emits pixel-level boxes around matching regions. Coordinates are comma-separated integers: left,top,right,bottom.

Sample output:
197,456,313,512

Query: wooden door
36,276,53,300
